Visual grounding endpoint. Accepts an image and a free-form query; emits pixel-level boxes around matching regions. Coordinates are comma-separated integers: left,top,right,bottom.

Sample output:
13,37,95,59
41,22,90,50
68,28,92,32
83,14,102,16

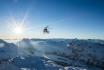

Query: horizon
1,37,104,45
0,0,104,39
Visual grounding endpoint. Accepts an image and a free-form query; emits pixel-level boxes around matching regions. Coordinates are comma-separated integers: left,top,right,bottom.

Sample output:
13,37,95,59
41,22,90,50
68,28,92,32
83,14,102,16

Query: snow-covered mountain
17,38,104,70
0,39,18,61
18,39,71,57
0,39,104,70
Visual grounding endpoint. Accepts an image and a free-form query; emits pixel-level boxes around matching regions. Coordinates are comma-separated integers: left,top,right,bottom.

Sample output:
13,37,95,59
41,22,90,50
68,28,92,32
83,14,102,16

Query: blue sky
0,0,104,39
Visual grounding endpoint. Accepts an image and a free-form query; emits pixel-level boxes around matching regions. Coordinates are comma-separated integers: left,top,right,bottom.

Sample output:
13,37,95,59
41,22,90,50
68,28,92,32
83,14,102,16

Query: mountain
17,38,104,70
0,39,104,70
0,39,18,61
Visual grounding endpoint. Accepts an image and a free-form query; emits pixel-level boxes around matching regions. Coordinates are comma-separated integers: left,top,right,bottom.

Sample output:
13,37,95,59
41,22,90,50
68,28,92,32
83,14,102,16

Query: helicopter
43,26,50,34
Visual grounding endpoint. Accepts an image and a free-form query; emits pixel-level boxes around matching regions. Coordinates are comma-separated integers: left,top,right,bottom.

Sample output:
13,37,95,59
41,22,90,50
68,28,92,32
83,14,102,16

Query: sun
14,25,23,34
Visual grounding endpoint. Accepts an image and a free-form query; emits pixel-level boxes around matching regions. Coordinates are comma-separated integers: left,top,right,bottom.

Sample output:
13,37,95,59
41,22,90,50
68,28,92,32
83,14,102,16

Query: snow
0,62,20,70
0,39,104,70
0,43,5,48
0,39,18,60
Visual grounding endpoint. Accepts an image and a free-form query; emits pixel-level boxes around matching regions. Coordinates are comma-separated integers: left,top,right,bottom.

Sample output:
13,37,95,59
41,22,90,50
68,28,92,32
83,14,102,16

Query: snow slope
0,39,18,60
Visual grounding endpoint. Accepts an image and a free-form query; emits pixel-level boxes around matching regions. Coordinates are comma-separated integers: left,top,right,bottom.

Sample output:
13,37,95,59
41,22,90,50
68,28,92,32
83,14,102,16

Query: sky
0,0,104,39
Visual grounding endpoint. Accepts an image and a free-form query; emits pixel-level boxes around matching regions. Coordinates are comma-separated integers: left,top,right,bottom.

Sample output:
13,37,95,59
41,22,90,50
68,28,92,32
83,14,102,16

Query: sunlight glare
14,25,23,34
